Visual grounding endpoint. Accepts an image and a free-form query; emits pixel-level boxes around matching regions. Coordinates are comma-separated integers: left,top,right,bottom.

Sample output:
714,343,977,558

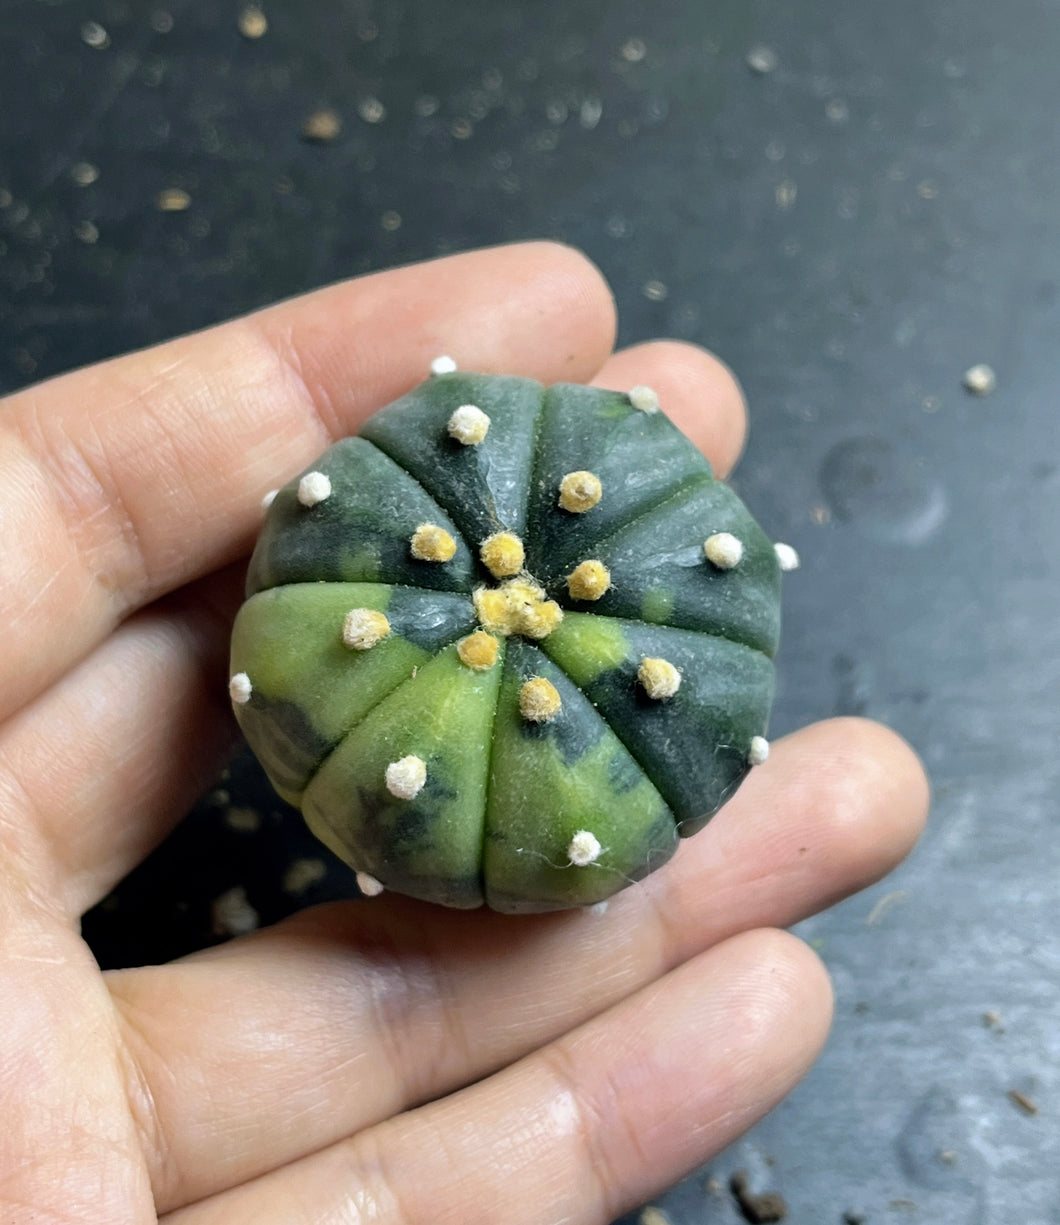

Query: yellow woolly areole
566,559,611,601
473,578,564,639
637,656,682,700
518,676,562,722
342,608,391,650
410,522,457,562
479,531,525,578
457,630,500,670
558,470,603,513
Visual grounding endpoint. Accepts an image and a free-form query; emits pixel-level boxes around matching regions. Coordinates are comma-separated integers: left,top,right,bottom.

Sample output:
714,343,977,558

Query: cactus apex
748,735,771,765
637,656,682,700
447,403,491,445
297,471,332,507
228,671,252,704
385,754,427,800
558,470,603,513
430,355,458,375
473,578,564,639
567,829,603,866
703,531,743,570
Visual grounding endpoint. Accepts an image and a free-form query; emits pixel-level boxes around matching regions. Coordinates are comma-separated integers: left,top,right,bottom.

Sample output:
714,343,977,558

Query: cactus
229,368,792,912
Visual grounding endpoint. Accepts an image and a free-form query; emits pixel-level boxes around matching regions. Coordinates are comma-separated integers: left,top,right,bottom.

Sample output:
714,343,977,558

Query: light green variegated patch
537,612,630,687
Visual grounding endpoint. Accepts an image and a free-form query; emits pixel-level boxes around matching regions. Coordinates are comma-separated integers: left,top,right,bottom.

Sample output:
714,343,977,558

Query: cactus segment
547,478,781,655
360,373,543,544
483,640,677,913
246,437,474,596
523,382,715,578
300,640,506,908
542,613,775,835
229,582,476,803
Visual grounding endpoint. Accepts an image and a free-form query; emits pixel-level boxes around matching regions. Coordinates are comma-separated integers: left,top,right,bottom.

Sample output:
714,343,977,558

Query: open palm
0,243,927,1224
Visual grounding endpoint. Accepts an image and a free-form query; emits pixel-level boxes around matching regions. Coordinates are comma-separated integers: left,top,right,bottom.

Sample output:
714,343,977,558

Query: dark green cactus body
231,372,784,912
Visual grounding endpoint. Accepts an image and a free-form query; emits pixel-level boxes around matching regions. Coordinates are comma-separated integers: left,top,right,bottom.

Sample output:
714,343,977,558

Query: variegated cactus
229,367,795,912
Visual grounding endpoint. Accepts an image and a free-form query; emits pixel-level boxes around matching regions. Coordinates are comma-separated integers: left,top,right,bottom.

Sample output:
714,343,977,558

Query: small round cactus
229,370,788,912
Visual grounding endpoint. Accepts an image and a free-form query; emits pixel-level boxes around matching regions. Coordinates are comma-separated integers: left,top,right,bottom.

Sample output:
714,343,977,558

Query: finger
111,717,925,1211
161,928,832,1225
590,339,748,477
0,567,245,917
0,242,616,724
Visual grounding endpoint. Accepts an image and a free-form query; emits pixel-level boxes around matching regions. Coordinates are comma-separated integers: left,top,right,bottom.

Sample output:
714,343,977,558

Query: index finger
0,242,617,723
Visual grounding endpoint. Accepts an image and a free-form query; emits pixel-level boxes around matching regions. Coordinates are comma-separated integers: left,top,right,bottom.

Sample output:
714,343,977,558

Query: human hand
0,242,928,1224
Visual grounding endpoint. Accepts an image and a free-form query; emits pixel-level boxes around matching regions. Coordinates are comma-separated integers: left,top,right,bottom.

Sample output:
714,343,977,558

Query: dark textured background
2,1,1058,1221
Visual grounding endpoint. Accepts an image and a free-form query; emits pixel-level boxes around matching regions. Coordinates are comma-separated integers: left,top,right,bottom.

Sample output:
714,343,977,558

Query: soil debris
731,1169,787,1223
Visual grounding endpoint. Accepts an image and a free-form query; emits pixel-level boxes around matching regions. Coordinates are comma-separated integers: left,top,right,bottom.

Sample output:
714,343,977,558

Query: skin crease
0,243,929,1225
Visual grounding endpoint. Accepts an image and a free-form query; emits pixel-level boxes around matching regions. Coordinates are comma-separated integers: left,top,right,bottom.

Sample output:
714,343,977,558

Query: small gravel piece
963,363,997,395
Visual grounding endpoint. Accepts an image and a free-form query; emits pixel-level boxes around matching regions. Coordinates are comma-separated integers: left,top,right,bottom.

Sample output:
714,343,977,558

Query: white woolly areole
385,754,427,800
430,354,458,375
638,657,682,700
749,736,771,765
261,488,278,510
448,404,491,445
297,471,332,506
356,871,385,897
628,384,660,413
342,607,391,650
703,531,743,569
568,829,603,867
229,672,252,704
774,541,800,572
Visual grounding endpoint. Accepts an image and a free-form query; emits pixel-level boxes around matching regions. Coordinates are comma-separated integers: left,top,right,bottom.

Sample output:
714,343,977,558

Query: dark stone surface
3,0,1057,1220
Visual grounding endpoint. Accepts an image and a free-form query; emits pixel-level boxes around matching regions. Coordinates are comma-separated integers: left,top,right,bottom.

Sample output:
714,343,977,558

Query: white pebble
430,355,458,375
774,541,801,571
385,754,427,800
749,736,771,765
568,829,602,867
261,488,278,510
447,403,491,445
211,886,259,937
746,44,778,74
703,531,744,569
587,900,610,916
962,363,997,395
356,871,385,897
297,471,332,506
628,384,660,413
228,672,252,704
